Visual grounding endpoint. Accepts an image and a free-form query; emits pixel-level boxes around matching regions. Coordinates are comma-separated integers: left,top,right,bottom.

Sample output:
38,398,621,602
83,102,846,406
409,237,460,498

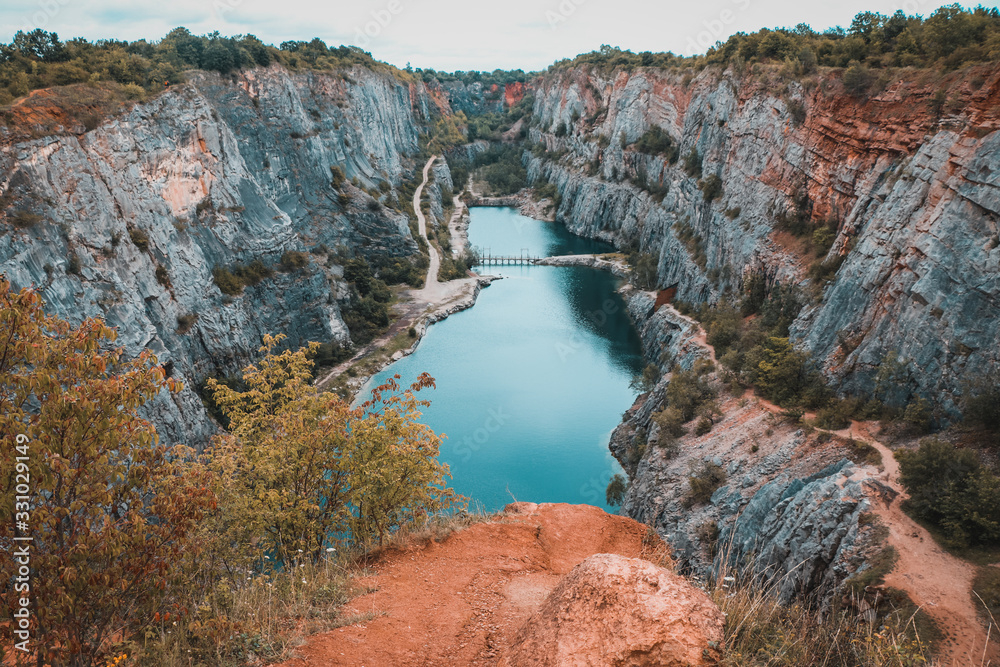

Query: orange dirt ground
275,502,668,667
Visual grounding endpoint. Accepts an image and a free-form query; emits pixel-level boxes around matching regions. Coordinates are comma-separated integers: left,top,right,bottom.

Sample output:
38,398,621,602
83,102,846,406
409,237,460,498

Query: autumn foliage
0,280,459,664
0,278,215,666
193,335,457,569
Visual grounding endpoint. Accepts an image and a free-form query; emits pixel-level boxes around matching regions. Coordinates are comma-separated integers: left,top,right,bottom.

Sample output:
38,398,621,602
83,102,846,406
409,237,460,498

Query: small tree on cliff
0,278,214,667
200,336,458,567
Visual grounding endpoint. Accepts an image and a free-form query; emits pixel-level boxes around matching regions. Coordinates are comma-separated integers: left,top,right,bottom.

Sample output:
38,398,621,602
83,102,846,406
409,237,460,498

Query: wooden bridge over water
476,253,540,266
472,247,541,266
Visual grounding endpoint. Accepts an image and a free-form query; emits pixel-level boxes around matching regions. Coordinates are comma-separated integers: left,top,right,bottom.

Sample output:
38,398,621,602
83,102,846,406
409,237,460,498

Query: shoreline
320,274,500,401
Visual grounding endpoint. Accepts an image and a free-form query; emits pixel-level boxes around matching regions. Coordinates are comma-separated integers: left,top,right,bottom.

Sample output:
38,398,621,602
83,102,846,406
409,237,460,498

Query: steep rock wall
611,292,886,601
1,65,439,445
526,64,1000,416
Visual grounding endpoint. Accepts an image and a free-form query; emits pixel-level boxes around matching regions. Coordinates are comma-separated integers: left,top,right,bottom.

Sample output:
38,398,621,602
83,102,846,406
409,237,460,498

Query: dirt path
842,423,996,666
315,157,484,390
664,301,997,665
275,503,666,667
413,155,448,305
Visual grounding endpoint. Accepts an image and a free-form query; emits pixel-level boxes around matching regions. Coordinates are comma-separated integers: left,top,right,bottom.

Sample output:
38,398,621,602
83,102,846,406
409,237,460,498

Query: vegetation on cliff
0,282,458,665
0,27,406,106
896,438,1000,548
551,4,1000,74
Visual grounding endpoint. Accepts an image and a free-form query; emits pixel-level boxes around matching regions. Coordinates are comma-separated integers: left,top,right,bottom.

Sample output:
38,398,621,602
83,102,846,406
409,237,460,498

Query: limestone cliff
0,64,450,445
610,291,890,602
525,64,1000,418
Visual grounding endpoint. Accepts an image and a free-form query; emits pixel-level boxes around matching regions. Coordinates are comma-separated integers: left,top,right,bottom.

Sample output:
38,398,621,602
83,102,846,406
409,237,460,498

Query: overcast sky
1,0,996,72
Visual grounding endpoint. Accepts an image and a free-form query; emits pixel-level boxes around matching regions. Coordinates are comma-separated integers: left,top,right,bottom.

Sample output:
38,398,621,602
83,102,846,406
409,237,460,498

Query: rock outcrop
500,553,724,667
0,64,453,445
525,64,1000,417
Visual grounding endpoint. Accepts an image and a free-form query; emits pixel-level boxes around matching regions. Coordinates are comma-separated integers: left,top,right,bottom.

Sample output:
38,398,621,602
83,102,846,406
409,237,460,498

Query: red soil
275,503,668,667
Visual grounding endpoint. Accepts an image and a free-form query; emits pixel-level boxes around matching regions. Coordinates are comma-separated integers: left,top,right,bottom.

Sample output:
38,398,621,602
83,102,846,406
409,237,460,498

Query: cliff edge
277,502,723,667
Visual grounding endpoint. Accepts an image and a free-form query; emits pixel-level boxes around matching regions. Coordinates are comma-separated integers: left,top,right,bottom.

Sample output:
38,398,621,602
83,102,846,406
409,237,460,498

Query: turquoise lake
365,207,645,511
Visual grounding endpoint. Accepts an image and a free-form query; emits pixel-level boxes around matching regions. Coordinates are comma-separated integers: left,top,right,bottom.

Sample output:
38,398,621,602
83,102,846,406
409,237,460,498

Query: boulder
499,553,724,667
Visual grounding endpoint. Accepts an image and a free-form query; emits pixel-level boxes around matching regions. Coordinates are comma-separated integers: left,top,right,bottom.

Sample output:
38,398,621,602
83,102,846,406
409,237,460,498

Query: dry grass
358,507,498,560
715,581,930,667
134,509,497,666
134,553,368,666
709,524,935,667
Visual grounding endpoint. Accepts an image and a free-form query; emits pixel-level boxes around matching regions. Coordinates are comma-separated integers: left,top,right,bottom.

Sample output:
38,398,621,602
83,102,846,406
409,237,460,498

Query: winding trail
413,154,447,304
842,423,994,666
670,302,997,666
315,156,482,390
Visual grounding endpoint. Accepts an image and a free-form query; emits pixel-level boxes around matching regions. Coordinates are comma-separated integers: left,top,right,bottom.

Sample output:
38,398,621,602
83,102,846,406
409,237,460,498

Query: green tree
842,60,873,97
606,473,627,506
897,438,1000,546
748,337,810,406
0,279,213,666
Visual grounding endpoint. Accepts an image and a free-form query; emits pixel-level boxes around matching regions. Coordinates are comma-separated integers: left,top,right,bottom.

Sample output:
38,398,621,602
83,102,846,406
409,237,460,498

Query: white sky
1,0,996,72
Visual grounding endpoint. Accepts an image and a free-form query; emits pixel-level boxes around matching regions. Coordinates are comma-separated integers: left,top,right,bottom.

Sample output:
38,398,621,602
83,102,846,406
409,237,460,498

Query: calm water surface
365,207,644,511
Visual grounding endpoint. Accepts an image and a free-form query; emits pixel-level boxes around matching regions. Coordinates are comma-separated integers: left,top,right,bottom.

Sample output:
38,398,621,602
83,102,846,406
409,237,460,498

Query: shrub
683,148,703,178
745,337,813,406
963,371,1000,435
696,520,720,556
312,340,353,368
631,126,679,163
606,473,627,506
342,295,390,344
687,461,726,505
66,251,81,275
128,226,150,251
212,260,274,296
699,174,723,202
844,438,882,467
329,166,346,188
176,312,198,334
152,266,171,291
705,304,742,354
896,438,1000,546
280,250,309,271
631,363,660,393
815,399,855,430
666,365,717,422
787,98,807,125
655,406,688,438
810,224,835,253
195,198,213,215
842,60,874,97
694,416,714,436
902,397,932,433
9,210,42,228
628,251,659,290
474,144,528,195
0,279,213,665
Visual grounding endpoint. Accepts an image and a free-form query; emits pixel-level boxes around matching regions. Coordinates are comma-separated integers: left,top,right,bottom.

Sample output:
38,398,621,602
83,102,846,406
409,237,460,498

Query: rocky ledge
277,503,722,667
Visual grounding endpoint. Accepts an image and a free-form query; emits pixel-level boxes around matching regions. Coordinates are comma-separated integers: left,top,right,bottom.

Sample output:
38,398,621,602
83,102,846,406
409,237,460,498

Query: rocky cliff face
525,64,1000,417
610,291,889,602
0,64,448,445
